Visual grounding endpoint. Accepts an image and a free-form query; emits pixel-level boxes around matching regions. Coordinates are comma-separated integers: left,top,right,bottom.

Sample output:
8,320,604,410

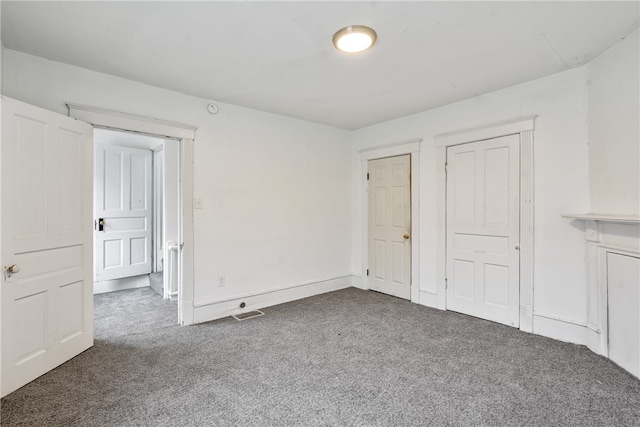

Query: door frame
435,117,535,332
67,103,196,325
359,140,421,303
152,144,164,273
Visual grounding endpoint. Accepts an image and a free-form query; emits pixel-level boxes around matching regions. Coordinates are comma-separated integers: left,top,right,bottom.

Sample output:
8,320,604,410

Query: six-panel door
446,135,520,327
368,155,411,300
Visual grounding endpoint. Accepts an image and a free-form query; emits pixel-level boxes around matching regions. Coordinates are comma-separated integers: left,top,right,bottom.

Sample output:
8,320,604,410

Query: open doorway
1,98,195,396
92,128,180,332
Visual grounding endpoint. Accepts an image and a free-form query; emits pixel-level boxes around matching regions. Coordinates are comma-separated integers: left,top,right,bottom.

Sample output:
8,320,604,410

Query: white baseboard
533,312,587,345
193,275,352,324
419,290,438,308
351,275,367,290
93,274,150,294
586,325,607,357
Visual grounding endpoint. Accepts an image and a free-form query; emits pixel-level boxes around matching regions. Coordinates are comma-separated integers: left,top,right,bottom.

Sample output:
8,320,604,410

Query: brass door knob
403,233,410,240
5,264,20,279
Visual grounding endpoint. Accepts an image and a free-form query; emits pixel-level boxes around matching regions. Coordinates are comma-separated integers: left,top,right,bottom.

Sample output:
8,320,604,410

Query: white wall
2,49,352,316
350,67,591,343
2,30,636,340
588,28,640,216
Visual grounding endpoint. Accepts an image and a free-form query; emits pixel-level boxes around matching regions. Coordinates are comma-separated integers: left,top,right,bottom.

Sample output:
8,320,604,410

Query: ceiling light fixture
333,25,377,53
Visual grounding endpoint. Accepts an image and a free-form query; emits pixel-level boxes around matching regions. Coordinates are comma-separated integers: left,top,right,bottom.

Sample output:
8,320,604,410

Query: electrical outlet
217,275,225,287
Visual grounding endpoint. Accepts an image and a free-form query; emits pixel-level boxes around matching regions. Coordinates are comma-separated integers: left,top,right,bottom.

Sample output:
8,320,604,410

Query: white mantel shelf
562,213,640,224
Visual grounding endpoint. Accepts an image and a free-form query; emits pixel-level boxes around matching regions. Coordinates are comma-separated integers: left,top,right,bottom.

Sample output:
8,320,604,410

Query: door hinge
367,172,370,180
366,269,369,276
445,278,448,289
444,162,448,173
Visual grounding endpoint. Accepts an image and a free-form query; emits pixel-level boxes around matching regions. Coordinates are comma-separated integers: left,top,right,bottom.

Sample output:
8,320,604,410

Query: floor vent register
232,310,264,321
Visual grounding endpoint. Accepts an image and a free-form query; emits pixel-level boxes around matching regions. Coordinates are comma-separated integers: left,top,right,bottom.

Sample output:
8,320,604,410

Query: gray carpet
1,288,639,426
93,287,177,340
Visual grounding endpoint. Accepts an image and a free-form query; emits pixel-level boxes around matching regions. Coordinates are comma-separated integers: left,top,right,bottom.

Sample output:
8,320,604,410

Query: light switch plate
194,198,203,209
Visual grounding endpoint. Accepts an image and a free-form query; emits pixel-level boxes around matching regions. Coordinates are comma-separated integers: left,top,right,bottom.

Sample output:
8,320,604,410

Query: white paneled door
368,155,411,300
1,97,94,396
446,135,520,327
94,145,152,281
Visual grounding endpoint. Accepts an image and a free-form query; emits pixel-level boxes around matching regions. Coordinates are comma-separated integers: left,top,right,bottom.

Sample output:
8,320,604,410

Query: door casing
67,103,196,326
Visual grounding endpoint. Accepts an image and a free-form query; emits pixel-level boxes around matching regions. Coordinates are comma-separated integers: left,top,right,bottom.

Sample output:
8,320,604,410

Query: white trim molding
93,275,150,294
359,139,422,159
359,140,422,304
193,275,352,323
434,117,535,147
435,117,536,332
419,290,438,308
351,275,365,290
532,312,587,345
561,213,640,224
180,138,196,325
66,103,197,140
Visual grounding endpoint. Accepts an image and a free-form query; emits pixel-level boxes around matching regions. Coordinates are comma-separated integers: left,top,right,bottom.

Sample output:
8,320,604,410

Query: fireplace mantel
562,213,640,224
563,213,639,377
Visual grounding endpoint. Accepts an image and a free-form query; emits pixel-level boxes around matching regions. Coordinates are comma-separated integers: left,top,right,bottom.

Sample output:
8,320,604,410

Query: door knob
5,264,20,279
403,233,410,240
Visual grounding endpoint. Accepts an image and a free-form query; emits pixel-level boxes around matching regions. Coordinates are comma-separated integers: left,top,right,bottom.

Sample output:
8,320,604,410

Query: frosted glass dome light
333,25,377,53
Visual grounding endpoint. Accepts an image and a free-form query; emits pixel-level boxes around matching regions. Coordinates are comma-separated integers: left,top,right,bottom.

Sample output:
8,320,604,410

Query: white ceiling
2,1,638,130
